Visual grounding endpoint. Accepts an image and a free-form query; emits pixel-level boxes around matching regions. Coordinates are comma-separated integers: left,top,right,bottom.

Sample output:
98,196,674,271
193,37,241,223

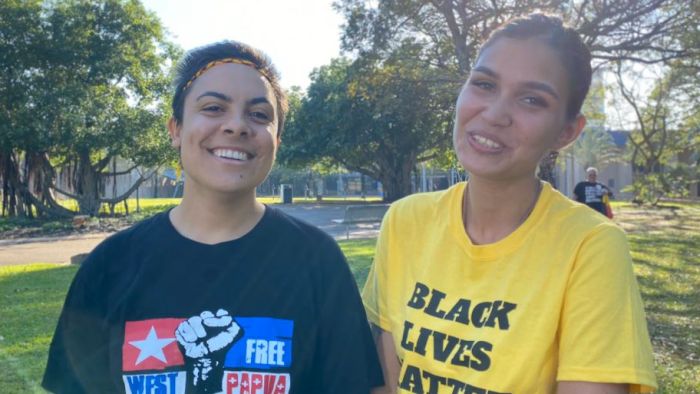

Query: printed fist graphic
176,309,242,393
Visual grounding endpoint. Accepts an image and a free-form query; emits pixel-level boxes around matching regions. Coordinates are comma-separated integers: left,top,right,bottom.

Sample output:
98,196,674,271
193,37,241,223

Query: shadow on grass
628,231,700,387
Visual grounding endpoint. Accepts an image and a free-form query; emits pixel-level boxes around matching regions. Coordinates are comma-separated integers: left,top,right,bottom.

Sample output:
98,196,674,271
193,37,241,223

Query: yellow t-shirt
363,182,656,394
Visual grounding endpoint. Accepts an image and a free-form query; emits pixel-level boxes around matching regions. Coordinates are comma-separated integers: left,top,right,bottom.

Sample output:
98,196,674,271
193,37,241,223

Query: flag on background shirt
123,318,186,372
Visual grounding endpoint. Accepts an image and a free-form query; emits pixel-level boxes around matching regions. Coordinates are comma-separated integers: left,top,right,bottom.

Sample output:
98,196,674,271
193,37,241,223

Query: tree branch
101,164,139,177
50,184,81,200
99,170,156,204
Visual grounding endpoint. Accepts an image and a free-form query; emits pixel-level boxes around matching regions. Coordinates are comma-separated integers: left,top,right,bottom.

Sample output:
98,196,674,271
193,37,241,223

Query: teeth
473,135,502,149
212,149,249,161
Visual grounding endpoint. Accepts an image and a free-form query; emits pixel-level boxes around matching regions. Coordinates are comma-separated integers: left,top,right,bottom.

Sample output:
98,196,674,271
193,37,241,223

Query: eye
249,110,271,123
521,96,548,108
202,104,223,113
470,79,495,91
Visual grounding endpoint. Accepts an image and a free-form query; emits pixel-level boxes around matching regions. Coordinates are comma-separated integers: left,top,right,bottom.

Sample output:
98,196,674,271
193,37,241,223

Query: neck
463,176,542,245
169,179,264,245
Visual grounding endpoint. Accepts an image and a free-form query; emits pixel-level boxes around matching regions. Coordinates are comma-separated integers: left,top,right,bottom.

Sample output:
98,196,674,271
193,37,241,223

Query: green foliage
567,126,621,170
39,220,72,233
0,0,181,217
615,63,699,204
335,0,696,75
624,165,698,205
335,0,699,190
280,50,456,201
0,0,44,147
564,79,623,171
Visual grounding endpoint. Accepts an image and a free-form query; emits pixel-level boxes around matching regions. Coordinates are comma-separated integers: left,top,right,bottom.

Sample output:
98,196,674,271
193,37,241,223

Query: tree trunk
380,162,414,202
537,151,559,188
76,150,102,216
2,151,23,217
1,150,18,216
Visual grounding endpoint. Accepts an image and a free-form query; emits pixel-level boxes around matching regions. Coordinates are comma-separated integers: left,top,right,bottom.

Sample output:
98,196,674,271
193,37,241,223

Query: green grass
629,231,700,392
0,264,79,393
1,204,698,392
338,238,378,288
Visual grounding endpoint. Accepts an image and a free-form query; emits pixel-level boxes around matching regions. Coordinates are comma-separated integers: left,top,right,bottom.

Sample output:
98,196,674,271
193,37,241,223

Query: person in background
363,14,656,394
43,40,382,394
574,166,614,216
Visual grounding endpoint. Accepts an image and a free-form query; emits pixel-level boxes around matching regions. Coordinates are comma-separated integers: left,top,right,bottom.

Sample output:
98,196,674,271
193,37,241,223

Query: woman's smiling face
168,63,279,196
453,37,584,182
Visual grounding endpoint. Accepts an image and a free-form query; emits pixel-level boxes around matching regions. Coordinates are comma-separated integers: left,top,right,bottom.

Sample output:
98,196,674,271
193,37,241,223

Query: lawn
0,204,698,392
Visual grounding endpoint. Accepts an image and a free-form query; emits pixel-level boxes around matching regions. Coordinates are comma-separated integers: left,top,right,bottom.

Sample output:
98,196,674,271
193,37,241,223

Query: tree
334,0,698,185
563,77,622,171
0,0,180,217
0,0,46,217
613,61,699,204
336,0,695,74
280,50,456,201
570,127,620,170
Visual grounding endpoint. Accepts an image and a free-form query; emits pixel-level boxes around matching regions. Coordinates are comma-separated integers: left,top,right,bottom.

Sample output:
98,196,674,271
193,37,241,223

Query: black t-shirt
573,181,611,215
43,207,383,394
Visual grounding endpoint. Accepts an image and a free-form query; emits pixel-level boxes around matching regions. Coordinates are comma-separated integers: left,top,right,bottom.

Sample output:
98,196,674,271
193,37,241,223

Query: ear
167,117,182,148
554,114,586,150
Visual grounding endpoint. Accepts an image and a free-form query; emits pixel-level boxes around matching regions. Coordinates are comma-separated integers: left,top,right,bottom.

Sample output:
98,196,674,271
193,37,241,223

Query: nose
222,111,252,137
480,97,513,127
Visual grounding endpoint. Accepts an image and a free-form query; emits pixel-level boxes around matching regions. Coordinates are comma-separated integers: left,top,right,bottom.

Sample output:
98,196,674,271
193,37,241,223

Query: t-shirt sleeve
42,243,113,393
361,206,394,331
557,224,657,392
314,240,384,393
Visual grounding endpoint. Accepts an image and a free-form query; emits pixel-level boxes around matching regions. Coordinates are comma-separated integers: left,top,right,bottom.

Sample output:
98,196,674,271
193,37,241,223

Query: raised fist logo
176,309,242,393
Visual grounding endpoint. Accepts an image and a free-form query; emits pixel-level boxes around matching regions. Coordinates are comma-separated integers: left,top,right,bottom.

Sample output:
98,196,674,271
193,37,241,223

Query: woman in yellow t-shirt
363,14,657,394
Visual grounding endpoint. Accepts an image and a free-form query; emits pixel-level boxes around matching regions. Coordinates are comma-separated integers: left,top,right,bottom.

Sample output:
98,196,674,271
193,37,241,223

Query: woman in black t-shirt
43,41,383,394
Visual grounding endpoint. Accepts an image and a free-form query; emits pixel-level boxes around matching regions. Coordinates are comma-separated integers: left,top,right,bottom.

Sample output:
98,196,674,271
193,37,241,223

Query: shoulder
263,205,341,255
262,206,355,285
100,210,167,250
387,183,462,224
78,211,169,273
542,186,624,243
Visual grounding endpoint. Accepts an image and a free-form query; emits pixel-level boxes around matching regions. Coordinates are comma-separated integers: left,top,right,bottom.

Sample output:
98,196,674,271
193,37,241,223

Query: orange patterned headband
182,58,273,91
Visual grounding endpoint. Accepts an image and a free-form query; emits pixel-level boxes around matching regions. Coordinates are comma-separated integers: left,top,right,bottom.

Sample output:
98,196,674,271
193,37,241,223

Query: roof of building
607,130,629,148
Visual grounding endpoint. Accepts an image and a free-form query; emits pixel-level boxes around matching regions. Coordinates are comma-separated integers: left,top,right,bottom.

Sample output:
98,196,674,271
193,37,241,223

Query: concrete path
0,232,112,266
0,204,381,266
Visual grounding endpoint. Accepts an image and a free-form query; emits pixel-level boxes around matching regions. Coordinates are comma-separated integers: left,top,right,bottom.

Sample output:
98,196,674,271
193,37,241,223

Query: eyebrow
196,91,231,102
196,92,272,106
472,66,560,100
249,97,272,106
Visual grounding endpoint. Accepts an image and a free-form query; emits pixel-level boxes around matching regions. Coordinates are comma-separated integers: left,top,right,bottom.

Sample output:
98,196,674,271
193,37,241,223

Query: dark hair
478,14,592,120
171,40,289,137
